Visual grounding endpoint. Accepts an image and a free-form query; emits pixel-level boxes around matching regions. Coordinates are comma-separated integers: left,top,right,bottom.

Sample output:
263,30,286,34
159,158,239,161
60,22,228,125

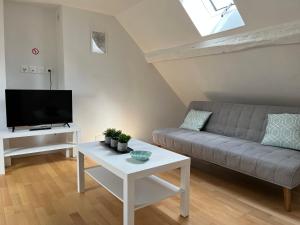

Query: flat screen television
5,89,73,130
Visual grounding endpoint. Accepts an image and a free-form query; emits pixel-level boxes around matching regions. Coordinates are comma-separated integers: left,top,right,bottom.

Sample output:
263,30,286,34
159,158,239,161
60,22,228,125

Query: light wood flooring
0,152,300,225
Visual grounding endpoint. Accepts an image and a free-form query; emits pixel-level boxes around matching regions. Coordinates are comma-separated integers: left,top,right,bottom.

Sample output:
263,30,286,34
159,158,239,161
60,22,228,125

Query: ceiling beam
145,20,300,63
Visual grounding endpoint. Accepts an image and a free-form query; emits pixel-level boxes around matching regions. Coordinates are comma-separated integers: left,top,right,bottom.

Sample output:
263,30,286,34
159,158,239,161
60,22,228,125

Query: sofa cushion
153,128,300,189
187,101,300,142
153,128,195,155
262,114,300,151
180,110,212,131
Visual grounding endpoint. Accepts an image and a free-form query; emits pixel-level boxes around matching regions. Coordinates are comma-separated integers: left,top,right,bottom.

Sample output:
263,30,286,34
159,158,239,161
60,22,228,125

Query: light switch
21,65,29,73
29,66,37,73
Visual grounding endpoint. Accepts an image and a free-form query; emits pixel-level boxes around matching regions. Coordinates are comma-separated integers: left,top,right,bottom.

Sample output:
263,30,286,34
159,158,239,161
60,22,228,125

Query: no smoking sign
32,48,40,55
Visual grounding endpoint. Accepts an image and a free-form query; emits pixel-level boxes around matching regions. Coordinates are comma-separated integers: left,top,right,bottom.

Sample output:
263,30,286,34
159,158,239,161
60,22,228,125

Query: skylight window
210,0,234,11
180,0,245,36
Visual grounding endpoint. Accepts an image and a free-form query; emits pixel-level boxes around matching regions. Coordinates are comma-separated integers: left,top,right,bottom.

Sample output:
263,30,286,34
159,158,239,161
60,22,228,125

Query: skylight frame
209,0,235,11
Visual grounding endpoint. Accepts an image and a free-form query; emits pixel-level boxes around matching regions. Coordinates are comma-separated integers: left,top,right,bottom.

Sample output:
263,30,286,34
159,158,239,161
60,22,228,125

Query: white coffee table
77,139,190,225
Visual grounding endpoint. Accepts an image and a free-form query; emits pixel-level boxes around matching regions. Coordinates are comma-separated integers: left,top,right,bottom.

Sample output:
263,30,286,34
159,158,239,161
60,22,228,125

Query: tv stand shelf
0,125,80,175
4,143,76,157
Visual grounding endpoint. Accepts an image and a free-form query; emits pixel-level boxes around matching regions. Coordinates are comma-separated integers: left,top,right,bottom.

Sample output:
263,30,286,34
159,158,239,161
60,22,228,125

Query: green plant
111,130,122,140
118,133,131,143
103,128,116,137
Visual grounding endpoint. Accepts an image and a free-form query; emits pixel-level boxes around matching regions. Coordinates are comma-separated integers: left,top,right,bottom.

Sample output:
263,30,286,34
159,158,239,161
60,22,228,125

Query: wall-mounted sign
91,31,106,54
32,48,40,55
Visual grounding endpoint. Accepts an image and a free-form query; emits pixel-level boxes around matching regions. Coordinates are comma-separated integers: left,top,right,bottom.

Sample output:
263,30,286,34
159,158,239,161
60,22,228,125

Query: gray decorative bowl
130,151,152,161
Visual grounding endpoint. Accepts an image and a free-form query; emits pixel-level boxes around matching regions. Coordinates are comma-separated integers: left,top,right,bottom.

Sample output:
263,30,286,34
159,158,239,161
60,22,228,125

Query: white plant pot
110,139,118,148
105,136,111,144
117,142,128,152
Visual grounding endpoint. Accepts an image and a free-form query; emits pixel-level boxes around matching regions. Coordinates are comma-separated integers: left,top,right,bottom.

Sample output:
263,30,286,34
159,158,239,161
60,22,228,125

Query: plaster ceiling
7,0,300,107
7,0,143,15
117,0,300,106
117,0,300,52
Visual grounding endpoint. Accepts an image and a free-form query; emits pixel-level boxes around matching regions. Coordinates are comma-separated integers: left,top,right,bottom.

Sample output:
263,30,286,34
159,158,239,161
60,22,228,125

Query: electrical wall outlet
21,65,29,73
46,67,52,73
37,66,45,74
21,65,48,74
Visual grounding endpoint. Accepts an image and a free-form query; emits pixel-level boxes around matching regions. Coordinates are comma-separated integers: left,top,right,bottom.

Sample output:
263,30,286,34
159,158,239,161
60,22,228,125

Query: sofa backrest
187,101,300,143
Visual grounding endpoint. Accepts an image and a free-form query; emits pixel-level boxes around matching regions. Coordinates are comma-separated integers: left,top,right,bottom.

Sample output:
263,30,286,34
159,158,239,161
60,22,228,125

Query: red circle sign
32,48,40,55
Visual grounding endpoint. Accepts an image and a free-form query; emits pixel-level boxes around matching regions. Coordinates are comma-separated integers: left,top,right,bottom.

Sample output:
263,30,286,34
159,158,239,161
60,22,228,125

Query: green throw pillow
261,114,300,150
180,110,212,131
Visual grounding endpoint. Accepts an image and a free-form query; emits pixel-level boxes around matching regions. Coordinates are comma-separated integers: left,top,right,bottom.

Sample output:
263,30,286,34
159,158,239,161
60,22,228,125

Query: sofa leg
283,187,292,212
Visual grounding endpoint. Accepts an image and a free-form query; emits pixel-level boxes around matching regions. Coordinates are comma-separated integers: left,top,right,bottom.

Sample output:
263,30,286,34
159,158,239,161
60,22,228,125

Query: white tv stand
0,125,80,175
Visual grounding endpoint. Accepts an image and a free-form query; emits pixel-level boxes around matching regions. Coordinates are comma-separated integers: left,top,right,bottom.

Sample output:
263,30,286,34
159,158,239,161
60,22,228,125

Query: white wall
155,45,300,106
0,0,6,128
4,1,58,89
56,6,64,89
60,6,185,142
3,2,64,148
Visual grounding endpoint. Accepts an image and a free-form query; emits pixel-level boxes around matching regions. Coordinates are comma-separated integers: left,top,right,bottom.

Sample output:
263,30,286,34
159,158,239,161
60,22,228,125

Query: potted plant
117,133,131,152
110,130,122,148
103,128,115,144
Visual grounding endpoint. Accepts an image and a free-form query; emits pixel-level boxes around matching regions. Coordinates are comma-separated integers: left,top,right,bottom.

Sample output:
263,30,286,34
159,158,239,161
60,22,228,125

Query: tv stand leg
5,157,11,167
64,123,70,128
12,127,15,132
65,133,71,158
0,138,5,175
65,149,71,158
72,130,80,158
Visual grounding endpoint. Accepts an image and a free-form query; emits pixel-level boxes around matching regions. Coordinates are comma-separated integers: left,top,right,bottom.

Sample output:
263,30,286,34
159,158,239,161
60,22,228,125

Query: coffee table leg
180,163,190,217
123,176,135,225
77,151,85,193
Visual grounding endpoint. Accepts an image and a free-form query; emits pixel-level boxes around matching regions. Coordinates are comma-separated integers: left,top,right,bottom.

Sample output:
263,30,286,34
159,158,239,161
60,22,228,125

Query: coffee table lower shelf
85,166,181,210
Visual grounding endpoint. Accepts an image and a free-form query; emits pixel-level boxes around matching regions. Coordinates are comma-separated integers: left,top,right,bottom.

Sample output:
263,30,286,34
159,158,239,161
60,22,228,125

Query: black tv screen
5,90,73,128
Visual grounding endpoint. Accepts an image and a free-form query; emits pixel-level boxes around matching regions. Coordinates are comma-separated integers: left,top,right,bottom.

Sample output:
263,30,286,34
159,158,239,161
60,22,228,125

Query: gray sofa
153,101,300,211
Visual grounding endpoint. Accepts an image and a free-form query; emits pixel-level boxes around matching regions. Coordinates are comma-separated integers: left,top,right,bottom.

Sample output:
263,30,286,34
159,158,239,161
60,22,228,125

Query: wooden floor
0,153,300,225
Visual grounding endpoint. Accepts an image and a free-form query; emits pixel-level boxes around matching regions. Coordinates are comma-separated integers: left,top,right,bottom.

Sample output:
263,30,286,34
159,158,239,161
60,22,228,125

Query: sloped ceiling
7,0,300,107
8,0,143,15
117,0,300,52
117,0,300,106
